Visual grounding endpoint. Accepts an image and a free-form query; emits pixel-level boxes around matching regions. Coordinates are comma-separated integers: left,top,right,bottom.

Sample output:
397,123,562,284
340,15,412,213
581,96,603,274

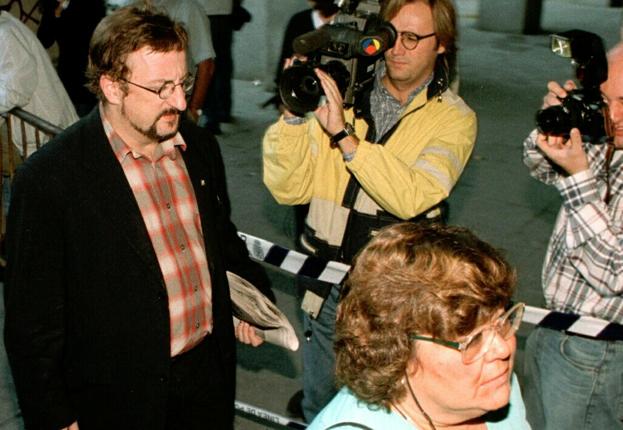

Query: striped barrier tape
237,231,623,341
235,400,306,429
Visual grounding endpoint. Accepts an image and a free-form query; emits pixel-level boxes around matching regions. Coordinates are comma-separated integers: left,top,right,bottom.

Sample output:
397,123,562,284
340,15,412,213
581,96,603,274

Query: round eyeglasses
397,31,436,50
409,302,525,364
120,75,195,100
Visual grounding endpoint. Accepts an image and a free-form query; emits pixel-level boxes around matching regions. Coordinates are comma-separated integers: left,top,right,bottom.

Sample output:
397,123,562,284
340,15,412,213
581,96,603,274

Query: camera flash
551,35,572,58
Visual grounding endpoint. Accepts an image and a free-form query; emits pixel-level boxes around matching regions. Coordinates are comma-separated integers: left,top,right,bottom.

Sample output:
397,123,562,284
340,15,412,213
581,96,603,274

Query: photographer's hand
313,68,345,135
536,128,589,175
314,68,359,158
542,80,576,108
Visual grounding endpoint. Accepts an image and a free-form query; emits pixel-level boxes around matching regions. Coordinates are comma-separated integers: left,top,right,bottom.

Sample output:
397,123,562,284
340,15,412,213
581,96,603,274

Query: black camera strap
604,142,614,205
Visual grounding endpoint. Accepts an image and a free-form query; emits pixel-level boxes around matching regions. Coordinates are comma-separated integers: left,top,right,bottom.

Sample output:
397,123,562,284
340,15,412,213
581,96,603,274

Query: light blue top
308,374,530,430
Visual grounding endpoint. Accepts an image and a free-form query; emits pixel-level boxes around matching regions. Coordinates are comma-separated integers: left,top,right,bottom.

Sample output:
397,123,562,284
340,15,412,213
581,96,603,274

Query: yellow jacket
263,88,476,258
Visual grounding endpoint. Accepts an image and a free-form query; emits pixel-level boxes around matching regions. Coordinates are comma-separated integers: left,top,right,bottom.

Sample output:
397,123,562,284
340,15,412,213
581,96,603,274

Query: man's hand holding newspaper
227,271,299,351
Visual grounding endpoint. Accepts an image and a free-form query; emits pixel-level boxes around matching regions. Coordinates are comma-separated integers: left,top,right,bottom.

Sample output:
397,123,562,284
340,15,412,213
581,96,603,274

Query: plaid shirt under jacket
523,129,623,323
102,110,213,356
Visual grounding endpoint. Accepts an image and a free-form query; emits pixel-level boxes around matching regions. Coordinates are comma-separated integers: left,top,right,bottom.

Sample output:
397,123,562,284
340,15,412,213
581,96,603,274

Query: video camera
535,30,608,142
279,0,397,116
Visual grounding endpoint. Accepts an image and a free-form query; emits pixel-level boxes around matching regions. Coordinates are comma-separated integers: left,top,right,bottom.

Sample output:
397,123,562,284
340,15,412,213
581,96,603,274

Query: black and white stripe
237,232,350,285
238,232,623,341
235,400,306,429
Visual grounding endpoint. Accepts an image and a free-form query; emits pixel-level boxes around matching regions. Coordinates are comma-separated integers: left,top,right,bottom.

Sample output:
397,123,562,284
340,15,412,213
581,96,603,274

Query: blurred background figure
196,0,251,134
0,9,78,157
37,0,106,116
309,222,530,430
151,0,216,123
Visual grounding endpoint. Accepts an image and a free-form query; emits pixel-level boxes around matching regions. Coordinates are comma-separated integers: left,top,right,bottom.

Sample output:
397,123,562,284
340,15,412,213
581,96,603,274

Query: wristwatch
330,123,356,147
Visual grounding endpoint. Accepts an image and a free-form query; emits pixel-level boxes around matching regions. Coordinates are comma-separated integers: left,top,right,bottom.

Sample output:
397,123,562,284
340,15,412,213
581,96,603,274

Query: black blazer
3,108,272,429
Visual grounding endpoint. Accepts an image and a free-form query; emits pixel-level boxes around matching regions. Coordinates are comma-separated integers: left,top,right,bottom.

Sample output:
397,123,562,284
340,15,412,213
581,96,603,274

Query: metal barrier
0,107,63,256
0,0,42,26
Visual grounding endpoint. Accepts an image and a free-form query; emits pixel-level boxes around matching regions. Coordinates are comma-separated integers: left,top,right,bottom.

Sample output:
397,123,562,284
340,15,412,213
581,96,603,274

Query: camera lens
279,64,323,115
535,105,573,136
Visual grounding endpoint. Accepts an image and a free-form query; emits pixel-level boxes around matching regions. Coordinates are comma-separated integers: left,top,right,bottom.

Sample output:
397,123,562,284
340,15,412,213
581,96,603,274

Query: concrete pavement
224,1,622,428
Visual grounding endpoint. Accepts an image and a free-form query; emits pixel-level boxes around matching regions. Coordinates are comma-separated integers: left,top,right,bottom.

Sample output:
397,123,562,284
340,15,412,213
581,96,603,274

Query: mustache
156,109,182,121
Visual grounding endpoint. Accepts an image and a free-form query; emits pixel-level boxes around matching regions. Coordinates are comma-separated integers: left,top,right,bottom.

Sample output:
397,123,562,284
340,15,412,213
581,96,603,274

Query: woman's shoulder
308,387,414,430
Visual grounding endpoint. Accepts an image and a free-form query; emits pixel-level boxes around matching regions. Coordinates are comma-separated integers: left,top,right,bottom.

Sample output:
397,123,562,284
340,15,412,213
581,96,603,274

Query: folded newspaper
227,271,299,351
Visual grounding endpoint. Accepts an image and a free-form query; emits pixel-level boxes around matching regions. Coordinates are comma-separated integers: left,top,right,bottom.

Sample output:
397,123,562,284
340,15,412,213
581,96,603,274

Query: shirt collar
374,61,434,106
99,103,187,163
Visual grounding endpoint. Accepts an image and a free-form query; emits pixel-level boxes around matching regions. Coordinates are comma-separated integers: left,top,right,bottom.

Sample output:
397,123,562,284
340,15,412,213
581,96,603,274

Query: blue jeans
301,284,340,423
523,326,623,429
0,292,24,430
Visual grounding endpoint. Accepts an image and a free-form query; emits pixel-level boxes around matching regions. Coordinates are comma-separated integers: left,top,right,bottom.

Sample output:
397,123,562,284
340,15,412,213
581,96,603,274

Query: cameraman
522,42,623,430
263,0,476,422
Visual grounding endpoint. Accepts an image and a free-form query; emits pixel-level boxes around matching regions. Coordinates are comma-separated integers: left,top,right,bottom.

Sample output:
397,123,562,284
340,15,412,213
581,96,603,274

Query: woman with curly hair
308,222,530,430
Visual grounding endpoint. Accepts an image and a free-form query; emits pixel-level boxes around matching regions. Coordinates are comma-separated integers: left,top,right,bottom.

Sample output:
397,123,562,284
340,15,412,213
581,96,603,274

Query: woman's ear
405,354,419,377
437,43,446,55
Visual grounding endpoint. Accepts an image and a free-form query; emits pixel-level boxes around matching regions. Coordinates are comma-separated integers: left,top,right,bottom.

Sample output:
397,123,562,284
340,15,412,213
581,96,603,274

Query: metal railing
0,0,42,26
0,107,62,252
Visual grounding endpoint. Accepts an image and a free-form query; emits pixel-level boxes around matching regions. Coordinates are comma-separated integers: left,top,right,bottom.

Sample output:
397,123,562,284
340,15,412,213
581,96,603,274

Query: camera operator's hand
542,80,576,109
536,128,589,175
313,67,346,136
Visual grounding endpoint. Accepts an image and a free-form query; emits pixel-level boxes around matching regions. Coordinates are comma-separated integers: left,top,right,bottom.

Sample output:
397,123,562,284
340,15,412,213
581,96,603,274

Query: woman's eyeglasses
409,302,525,364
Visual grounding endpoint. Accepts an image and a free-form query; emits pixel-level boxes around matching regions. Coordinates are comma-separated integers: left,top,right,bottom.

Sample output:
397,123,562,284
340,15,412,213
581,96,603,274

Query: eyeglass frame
396,31,436,50
119,75,195,100
409,302,525,364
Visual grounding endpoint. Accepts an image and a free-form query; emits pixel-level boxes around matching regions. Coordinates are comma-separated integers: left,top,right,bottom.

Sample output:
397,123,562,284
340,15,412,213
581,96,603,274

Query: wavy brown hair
334,223,516,409
85,4,189,102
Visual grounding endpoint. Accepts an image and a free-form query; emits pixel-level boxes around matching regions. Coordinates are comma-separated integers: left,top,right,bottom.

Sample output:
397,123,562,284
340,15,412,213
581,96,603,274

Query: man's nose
389,35,406,55
168,85,187,111
609,102,622,125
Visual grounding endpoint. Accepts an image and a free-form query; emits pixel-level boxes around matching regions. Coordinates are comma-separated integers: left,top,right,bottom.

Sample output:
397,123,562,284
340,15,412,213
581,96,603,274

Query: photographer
522,42,623,429
263,0,476,422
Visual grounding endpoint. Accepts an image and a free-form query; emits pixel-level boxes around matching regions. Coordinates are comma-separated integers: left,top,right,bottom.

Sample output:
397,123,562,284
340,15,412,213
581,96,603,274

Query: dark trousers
203,14,234,125
165,335,234,430
73,336,234,430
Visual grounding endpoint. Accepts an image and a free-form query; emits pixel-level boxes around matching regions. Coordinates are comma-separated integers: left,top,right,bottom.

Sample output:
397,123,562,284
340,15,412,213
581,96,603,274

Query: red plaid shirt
102,110,212,356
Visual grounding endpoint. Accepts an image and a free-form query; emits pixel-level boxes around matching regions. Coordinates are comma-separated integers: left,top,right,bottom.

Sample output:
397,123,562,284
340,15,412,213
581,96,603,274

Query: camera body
279,0,396,115
535,30,608,142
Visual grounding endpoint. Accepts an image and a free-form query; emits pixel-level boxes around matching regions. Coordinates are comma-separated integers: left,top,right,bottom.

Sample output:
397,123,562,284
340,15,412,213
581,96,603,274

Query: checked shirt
523,129,623,323
102,110,213,356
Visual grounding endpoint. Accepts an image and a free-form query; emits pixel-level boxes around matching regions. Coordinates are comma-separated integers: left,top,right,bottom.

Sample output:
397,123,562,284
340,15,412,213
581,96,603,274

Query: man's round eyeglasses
397,31,436,50
120,75,195,100
409,302,525,364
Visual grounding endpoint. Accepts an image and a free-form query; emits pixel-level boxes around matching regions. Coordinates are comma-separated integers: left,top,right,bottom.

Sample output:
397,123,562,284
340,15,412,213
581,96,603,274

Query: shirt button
193,285,199,292
180,244,186,251
195,321,200,329
166,202,171,209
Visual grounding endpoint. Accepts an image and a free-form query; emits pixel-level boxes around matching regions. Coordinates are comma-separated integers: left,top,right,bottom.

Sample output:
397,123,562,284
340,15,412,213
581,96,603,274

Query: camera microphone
293,29,331,56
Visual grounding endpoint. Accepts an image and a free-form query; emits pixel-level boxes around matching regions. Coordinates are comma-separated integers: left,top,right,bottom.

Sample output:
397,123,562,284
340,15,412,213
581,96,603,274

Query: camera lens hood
279,64,323,115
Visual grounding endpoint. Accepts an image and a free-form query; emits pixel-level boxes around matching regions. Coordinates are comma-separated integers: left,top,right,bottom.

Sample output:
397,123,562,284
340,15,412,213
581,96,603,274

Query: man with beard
3,5,272,430
263,0,476,422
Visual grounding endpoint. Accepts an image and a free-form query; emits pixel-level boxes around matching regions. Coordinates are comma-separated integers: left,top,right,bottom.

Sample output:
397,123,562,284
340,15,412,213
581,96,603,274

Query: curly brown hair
334,222,516,409
85,4,189,102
